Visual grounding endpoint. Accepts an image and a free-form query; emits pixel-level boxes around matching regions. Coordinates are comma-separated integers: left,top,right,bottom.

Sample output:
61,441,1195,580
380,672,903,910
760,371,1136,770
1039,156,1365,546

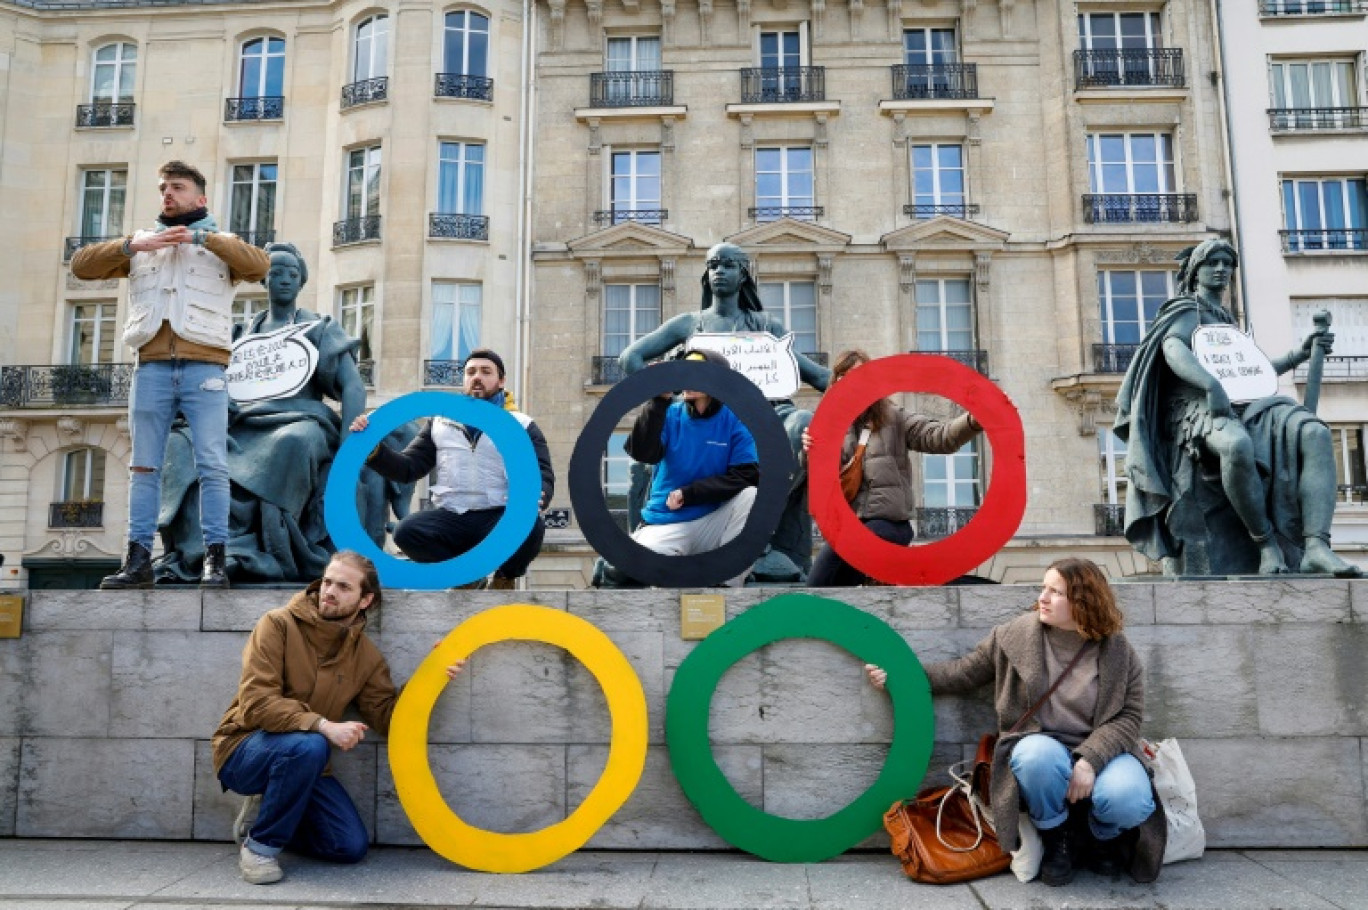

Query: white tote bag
1142,738,1205,864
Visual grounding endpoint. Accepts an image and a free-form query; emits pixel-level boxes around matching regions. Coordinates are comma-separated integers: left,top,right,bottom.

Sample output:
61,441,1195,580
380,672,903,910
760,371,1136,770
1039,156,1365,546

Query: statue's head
262,241,309,304
1176,238,1238,295
700,242,764,312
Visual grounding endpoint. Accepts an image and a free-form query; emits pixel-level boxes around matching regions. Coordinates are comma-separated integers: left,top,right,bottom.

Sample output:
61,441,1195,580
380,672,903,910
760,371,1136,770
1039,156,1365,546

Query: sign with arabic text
688,332,800,399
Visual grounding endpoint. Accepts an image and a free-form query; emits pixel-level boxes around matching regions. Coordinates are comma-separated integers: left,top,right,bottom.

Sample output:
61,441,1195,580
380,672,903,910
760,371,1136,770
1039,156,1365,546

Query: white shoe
239,844,283,885
233,794,261,847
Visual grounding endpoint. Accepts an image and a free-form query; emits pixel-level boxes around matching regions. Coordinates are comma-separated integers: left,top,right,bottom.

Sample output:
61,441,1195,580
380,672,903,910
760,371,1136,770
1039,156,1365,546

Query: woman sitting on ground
868,558,1166,884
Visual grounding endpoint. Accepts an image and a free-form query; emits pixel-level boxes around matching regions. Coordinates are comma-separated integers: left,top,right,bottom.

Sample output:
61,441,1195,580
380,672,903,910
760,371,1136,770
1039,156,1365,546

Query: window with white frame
437,142,484,215
238,36,284,97
757,281,818,354
603,284,661,357
1291,298,1368,357
915,277,974,351
910,143,967,217
444,11,489,76
1098,270,1174,344
339,285,375,363
352,15,389,82
755,147,815,221
609,150,661,223
602,431,633,528
79,168,126,240
59,448,106,503
756,27,806,99
1086,132,1177,195
344,146,382,220
229,162,277,242
923,440,980,508
91,43,136,102
430,281,481,363
68,302,116,365
901,27,959,95
232,296,267,329
1098,428,1128,505
1281,177,1368,251
605,35,663,103
1271,59,1358,110
1078,12,1162,50
1330,424,1367,503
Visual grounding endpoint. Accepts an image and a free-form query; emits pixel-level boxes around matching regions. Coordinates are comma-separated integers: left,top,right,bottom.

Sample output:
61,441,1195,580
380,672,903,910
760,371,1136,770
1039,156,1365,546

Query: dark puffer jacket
842,407,978,522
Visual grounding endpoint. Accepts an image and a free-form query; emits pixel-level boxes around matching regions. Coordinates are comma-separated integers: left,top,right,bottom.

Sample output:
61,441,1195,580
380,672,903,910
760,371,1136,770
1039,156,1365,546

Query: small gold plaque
0,594,23,638
680,593,725,640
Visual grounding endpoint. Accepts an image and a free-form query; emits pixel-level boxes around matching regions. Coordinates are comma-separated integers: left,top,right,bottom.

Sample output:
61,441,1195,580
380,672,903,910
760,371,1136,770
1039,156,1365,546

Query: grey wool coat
923,612,1168,883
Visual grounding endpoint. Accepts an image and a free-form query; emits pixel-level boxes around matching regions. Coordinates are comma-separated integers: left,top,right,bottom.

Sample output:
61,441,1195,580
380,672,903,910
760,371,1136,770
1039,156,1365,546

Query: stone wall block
1352,581,1368,622
111,631,245,738
1129,626,1259,738
560,630,663,744
469,640,584,742
755,639,889,744
762,743,894,846
1155,579,1351,625
374,631,472,744
18,738,195,838
202,588,292,632
667,653,762,743
1182,737,1367,847
1112,582,1157,624
380,589,568,635
1253,624,1367,737
0,631,112,737
570,589,679,631
880,586,957,629
0,736,18,836
957,585,1038,627
28,588,201,631
375,743,566,845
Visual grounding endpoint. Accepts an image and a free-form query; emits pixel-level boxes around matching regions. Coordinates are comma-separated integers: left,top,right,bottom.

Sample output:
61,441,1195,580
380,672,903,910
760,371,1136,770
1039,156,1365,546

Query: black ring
569,360,795,587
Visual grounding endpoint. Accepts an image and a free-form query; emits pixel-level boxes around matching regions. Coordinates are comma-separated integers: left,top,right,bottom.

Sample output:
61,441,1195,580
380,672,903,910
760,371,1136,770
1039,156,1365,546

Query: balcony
1339,484,1368,504
891,63,979,100
740,67,825,104
1092,343,1140,374
64,235,120,262
49,501,104,529
1280,228,1368,253
1083,194,1198,224
913,349,990,376
0,364,134,409
904,203,981,220
589,71,674,108
75,102,135,128
234,230,276,248
341,77,388,109
749,206,823,223
1260,0,1367,13
333,215,381,246
424,359,466,387
1268,107,1368,132
592,356,626,386
593,209,667,227
1294,355,1368,382
434,74,494,101
1073,49,1185,89
916,506,978,539
1094,504,1125,537
224,96,284,121
429,213,489,241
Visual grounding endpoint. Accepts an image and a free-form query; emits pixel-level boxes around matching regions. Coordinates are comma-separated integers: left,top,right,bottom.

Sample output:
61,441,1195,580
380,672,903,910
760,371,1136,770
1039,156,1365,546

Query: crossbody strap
1007,642,1090,736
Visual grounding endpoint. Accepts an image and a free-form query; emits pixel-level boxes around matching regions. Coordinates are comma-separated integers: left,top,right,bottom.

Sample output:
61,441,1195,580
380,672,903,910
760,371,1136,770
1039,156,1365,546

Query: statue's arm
335,355,367,443
1271,325,1332,375
618,315,693,374
1160,317,1233,417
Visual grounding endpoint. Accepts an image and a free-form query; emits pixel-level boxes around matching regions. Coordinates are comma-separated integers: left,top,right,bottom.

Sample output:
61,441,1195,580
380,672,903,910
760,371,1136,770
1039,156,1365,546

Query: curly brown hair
1045,557,1123,640
830,349,893,432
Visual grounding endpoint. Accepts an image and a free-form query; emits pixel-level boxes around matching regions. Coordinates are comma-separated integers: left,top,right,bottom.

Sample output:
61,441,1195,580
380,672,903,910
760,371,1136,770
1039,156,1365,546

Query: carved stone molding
661,116,676,152
739,113,754,149
116,416,130,443
812,0,825,39
0,418,29,451
899,254,917,292
585,0,602,28
584,260,602,298
737,0,751,32
66,274,119,291
661,0,676,44
1061,387,1116,436
850,0,863,24
815,112,830,149
699,0,713,44
661,258,676,294
586,117,601,155
816,256,834,299
1095,243,1172,265
967,110,982,146
890,110,908,146
961,0,977,41
621,0,638,9
887,0,902,40
974,251,992,292
56,417,85,442
547,0,565,51
1000,0,1015,37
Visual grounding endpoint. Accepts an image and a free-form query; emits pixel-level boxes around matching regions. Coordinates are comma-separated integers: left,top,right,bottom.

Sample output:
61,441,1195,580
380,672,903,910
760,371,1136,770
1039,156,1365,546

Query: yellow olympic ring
388,604,648,873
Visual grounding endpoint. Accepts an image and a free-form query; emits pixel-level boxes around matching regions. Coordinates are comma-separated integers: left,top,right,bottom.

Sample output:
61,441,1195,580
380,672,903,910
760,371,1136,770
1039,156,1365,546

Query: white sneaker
239,844,283,885
233,794,261,847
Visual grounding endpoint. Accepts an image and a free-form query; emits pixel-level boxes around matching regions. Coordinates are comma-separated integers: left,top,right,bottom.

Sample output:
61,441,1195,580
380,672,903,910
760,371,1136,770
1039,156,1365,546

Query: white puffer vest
429,413,534,513
123,233,236,351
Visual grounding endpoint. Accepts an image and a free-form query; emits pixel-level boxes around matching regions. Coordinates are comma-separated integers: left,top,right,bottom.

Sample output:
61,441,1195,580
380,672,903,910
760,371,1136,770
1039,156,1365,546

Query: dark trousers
391,506,546,579
808,518,914,586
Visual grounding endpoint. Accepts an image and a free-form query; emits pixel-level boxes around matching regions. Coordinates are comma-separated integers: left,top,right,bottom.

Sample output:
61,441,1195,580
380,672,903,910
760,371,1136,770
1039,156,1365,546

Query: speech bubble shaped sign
226,323,319,403
688,332,800,399
1192,325,1278,404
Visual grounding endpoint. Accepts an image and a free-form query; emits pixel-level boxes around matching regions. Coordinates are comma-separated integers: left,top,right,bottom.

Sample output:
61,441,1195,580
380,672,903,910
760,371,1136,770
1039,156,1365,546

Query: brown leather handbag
839,427,872,501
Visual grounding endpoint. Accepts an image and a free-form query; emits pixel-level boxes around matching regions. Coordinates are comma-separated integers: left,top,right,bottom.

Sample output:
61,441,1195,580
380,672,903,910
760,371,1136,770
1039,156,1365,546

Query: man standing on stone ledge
350,348,555,589
71,160,269,590
213,550,462,885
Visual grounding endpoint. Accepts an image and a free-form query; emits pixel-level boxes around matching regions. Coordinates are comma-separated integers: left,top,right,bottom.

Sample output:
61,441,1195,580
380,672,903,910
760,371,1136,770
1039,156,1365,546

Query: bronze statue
1114,238,1360,576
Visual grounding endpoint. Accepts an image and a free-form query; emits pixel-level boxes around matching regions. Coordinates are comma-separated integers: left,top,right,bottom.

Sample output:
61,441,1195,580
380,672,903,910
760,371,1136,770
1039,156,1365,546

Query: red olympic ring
806,353,1026,586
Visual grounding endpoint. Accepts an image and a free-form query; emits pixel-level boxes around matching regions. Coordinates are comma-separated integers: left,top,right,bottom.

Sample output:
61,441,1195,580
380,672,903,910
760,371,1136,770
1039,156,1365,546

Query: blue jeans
128,360,229,550
217,730,369,862
392,506,546,579
1009,733,1155,841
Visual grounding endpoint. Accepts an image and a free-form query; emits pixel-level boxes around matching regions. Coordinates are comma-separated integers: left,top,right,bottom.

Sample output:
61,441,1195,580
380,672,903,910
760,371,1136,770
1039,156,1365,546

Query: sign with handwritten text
1192,324,1277,404
227,324,319,403
688,332,800,399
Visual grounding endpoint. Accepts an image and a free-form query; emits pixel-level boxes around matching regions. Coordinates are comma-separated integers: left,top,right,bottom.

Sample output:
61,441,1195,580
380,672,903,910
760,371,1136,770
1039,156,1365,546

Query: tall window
610,150,661,223
1292,298,1368,357
353,15,389,81
1271,59,1357,110
91,43,136,102
1098,429,1128,505
757,281,817,354
916,278,973,351
607,35,661,72
444,11,489,76
758,29,804,98
1281,177,1368,251
233,296,267,328
60,448,106,503
1098,270,1174,344
910,144,966,217
338,285,375,364
431,281,481,363
1077,12,1162,50
229,162,277,242
602,431,633,530
1331,425,1367,503
1086,132,1177,194
437,142,484,215
344,146,382,220
923,441,980,507
755,147,814,220
902,27,958,96
239,36,285,97
69,303,116,365
80,169,126,240
603,284,661,357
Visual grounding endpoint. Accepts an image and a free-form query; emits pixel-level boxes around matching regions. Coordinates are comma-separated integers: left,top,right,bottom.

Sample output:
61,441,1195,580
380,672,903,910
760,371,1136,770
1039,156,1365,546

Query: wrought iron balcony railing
341,77,388,109
1280,228,1368,253
1260,0,1366,13
1268,107,1368,131
49,501,104,529
429,213,489,241
64,235,120,261
589,70,674,107
912,349,990,375
749,205,823,222
740,67,825,103
593,209,667,227
434,73,494,101
333,215,382,246
1293,355,1368,382
592,356,626,386
891,63,979,100
1338,483,1368,503
1,363,134,409
357,360,374,387
1092,343,1140,374
224,96,284,121
424,359,466,387
75,102,135,128
917,506,978,539
232,230,276,248
1073,49,1185,89
1084,194,1198,223
1094,503,1125,537
904,203,981,220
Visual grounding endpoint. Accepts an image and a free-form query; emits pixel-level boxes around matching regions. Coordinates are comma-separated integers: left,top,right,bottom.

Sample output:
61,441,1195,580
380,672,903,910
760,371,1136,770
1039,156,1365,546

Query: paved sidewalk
0,840,1364,909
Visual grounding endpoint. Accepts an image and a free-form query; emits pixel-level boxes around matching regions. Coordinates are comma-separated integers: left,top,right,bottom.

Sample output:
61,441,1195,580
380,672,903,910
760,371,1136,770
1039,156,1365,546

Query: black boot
1038,823,1075,887
1088,832,1125,879
100,542,154,590
201,543,230,589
